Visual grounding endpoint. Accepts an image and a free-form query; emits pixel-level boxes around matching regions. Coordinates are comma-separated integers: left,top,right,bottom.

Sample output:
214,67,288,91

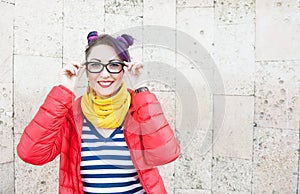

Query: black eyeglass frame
84,61,126,74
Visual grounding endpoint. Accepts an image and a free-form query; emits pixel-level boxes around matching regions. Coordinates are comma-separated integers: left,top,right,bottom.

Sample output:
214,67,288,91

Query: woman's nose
98,66,110,78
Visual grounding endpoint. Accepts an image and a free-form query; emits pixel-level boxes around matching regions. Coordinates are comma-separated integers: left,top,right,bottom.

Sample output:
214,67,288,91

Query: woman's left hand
124,61,144,77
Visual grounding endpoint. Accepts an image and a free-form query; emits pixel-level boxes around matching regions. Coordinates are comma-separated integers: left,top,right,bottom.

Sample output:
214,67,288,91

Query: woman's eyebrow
90,58,101,62
108,59,122,62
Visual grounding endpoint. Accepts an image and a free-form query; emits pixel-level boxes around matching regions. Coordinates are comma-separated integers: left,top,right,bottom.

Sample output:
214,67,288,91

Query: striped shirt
80,118,145,194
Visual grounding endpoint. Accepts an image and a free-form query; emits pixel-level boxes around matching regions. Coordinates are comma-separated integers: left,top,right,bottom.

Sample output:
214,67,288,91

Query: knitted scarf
81,82,131,129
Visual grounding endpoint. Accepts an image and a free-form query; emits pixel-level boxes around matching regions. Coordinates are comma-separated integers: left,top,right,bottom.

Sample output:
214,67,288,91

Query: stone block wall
0,0,299,193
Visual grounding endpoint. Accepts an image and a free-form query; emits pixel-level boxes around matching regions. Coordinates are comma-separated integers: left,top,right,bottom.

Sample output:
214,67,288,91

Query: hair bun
117,34,134,49
87,31,98,45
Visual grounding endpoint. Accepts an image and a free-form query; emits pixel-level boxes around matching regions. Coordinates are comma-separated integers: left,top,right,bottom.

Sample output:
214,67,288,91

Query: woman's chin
95,90,113,99
93,83,122,99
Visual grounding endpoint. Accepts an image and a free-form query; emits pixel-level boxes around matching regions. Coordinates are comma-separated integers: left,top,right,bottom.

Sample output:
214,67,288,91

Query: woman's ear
86,82,90,94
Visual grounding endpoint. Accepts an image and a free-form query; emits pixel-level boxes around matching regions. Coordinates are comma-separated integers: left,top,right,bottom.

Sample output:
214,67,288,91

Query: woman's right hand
60,62,85,92
124,61,144,77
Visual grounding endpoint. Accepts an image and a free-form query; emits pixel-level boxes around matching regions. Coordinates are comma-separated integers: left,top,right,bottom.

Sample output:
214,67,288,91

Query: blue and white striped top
80,118,145,194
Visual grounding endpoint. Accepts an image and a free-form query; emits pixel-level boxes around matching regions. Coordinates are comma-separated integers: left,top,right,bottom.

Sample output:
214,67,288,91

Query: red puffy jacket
17,85,180,194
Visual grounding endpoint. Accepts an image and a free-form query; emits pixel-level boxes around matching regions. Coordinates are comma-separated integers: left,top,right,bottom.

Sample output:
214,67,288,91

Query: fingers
77,62,86,77
132,63,144,76
124,61,133,72
62,62,85,77
124,61,144,77
60,62,85,92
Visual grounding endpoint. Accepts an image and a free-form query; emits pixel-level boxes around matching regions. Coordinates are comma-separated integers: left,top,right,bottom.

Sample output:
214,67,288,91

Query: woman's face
86,44,124,99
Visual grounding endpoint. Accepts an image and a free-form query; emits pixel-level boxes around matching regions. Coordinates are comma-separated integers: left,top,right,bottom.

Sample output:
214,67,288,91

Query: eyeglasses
85,60,126,74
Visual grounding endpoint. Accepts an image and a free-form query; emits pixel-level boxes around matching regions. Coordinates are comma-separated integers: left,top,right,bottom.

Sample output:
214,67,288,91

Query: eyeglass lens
86,61,125,74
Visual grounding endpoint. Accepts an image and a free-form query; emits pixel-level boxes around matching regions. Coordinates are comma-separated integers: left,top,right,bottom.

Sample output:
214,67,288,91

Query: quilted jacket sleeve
17,85,75,165
129,90,181,167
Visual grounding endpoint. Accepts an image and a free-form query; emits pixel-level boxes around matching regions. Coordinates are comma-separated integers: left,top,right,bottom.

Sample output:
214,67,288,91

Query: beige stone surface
213,95,254,159
13,55,62,134
3,0,300,193
154,91,176,130
175,65,213,131
63,0,105,64
0,162,14,193
142,47,176,91
256,0,300,60
299,163,300,194
126,29,173,92
213,24,255,95
0,83,13,163
158,162,175,193
215,0,255,25
63,28,89,64
15,133,59,194
64,0,104,30
14,160,59,194
175,128,212,190
1,0,14,4
0,2,14,193
104,14,143,35
177,0,214,7
252,127,299,194
175,40,214,131
176,7,214,53
144,0,176,27
0,2,14,83
105,0,143,16
14,0,63,57
175,189,212,194
176,5,215,104
254,61,300,130
213,191,248,194
142,26,176,70
212,156,252,193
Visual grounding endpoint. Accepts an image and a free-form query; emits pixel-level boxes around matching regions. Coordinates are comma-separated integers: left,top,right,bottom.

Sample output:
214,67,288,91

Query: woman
17,31,180,194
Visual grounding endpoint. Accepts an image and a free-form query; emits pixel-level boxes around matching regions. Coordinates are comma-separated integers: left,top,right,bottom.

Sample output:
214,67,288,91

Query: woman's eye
90,63,100,67
109,62,122,67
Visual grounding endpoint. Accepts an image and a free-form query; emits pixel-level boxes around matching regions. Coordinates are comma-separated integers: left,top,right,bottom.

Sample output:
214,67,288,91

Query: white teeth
99,81,112,86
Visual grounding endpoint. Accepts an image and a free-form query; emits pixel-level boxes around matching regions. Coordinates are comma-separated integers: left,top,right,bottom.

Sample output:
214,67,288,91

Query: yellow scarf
81,82,131,129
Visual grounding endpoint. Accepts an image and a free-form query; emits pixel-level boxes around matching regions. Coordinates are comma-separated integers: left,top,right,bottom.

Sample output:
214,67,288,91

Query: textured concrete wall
0,0,299,193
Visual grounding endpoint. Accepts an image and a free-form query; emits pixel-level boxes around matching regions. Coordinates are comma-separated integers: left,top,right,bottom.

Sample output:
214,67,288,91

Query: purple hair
85,31,134,62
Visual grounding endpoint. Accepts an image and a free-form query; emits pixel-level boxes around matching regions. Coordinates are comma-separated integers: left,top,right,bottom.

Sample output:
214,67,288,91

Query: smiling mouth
98,81,113,88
